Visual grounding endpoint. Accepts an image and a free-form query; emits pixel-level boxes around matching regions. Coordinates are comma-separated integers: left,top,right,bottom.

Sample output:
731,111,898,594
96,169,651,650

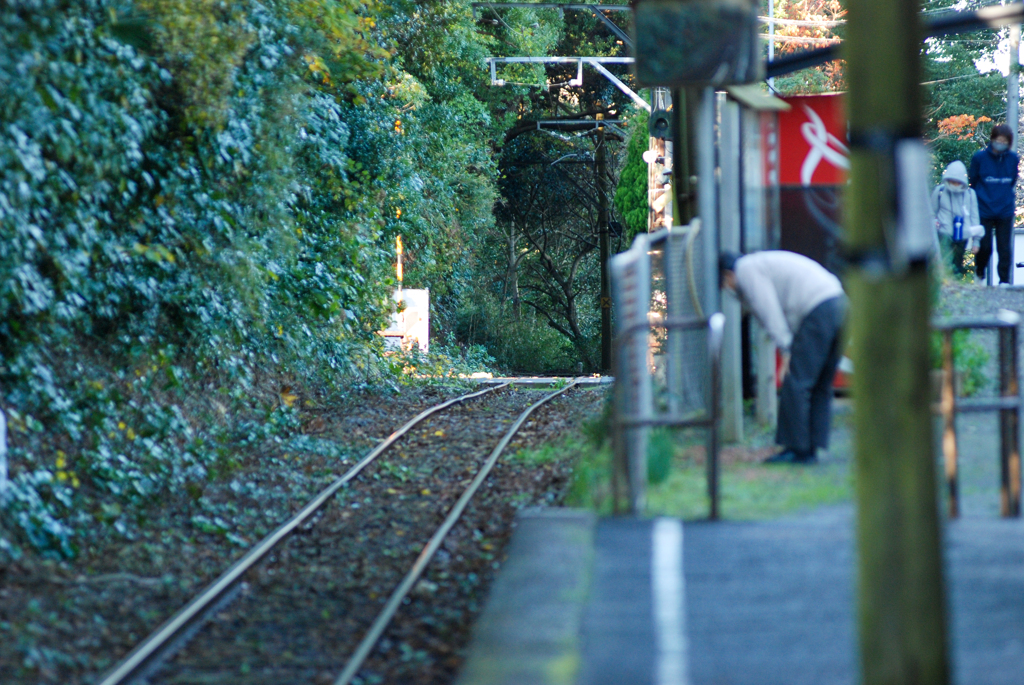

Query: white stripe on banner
652,518,689,685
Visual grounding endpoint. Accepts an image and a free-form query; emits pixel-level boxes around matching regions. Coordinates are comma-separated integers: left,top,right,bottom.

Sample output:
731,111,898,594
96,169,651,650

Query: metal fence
610,223,724,518
935,309,1022,518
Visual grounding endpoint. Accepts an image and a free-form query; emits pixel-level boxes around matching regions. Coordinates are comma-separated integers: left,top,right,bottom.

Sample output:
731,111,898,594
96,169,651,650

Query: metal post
698,87,720,319
671,88,695,226
598,113,612,372
1009,24,1020,150
707,313,725,520
1011,25,1021,285
719,96,744,444
767,0,775,90
941,330,959,518
999,315,1021,517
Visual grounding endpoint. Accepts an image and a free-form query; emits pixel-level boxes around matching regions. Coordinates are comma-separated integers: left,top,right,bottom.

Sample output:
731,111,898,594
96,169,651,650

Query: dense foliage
457,7,634,373
614,110,649,240
922,1,1008,182
0,0,577,557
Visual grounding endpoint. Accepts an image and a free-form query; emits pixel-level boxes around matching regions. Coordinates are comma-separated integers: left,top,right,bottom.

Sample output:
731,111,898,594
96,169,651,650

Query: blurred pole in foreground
845,0,951,683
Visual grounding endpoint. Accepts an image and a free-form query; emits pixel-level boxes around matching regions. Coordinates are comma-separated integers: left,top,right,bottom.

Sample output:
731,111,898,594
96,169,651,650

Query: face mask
992,141,1010,153
945,180,965,193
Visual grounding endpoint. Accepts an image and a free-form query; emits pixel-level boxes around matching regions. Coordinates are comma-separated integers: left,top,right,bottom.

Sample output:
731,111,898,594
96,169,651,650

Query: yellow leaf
386,488,398,495
281,393,298,408
55,451,66,470
434,430,445,437
71,474,80,488
117,421,126,430
420,489,431,496
126,428,136,441
56,471,68,482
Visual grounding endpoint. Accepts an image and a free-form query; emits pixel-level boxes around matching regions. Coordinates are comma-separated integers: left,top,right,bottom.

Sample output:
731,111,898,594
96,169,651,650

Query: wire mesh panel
610,234,652,512
662,221,709,417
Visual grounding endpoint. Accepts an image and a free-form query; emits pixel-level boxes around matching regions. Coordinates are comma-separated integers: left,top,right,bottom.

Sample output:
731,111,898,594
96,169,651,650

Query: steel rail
333,380,580,685
96,382,511,685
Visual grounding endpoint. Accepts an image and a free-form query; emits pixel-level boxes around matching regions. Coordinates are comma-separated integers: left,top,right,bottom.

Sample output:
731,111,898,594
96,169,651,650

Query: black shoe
764,449,817,464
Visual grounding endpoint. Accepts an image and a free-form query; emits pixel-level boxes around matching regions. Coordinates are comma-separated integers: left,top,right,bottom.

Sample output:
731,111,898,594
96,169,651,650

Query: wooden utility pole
846,0,950,683
597,113,612,371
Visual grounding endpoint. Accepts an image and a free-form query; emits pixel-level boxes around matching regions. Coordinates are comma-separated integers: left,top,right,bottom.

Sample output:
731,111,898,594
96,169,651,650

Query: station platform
456,507,1024,685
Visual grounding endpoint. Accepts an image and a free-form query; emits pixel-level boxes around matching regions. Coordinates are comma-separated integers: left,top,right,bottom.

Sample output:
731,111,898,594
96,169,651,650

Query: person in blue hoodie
969,123,1020,284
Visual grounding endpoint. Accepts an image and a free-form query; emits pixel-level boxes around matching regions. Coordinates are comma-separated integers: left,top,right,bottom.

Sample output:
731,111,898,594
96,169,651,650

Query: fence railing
609,226,723,518
934,309,1022,518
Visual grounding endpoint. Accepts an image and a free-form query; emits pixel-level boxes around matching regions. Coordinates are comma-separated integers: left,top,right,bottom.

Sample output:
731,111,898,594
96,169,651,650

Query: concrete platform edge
455,507,597,685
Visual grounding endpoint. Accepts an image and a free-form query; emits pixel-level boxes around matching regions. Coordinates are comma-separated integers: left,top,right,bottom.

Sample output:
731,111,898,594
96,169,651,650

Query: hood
942,160,969,185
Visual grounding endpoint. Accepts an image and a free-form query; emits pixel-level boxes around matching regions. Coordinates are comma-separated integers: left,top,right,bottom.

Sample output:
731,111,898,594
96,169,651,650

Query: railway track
97,381,580,685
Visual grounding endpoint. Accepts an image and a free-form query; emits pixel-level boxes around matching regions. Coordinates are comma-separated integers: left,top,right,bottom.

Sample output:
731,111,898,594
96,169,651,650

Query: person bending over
969,123,1019,285
720,250,846,464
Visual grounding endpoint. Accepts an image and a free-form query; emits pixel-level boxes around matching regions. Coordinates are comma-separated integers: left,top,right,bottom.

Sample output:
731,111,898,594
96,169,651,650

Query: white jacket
733,251,845,352
931,161,982,242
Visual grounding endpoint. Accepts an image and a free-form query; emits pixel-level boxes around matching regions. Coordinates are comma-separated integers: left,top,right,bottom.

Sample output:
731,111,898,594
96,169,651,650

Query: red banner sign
777,93,848,187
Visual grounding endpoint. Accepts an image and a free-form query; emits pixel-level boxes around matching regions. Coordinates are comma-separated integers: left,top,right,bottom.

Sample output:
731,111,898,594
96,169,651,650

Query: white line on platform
652,518,690,685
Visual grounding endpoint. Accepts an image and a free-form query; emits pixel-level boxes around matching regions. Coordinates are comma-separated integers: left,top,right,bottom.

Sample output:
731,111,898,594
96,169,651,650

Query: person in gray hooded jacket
931,160,982,277
720,250,846,464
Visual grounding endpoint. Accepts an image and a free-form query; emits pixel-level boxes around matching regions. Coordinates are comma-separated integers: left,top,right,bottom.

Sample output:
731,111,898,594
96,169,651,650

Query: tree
495,137,604,370
766,0,846,94
614,112,651,241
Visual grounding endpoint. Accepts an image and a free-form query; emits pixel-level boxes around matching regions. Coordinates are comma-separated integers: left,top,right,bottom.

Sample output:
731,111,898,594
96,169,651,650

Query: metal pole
671,88,694,225
707,313,725,520
768,0,776,89
719,96,744,444
999,319,1021,516
598,113,612,372
846,0,950,680
1010,24,1020,149
698,87,719,317
941,331,959,518
1010,24,1020,284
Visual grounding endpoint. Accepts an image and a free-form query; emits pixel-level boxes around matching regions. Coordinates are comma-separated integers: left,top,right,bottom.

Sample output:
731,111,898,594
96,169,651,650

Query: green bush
613,111,650,240
456,296,579,375
930,329,988,397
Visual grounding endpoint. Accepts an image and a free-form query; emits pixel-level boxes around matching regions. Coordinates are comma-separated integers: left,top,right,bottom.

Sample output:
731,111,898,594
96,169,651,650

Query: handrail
613,312,725,519
935,309,1021,518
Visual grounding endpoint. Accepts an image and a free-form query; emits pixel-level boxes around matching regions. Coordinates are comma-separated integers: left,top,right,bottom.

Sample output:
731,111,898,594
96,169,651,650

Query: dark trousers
777,296,845,453
975,216,1013,283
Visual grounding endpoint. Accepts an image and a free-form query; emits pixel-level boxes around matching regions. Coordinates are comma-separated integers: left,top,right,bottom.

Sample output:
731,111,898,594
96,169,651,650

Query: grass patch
509,440,581,466
646,461,852,520
565,414,854,520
